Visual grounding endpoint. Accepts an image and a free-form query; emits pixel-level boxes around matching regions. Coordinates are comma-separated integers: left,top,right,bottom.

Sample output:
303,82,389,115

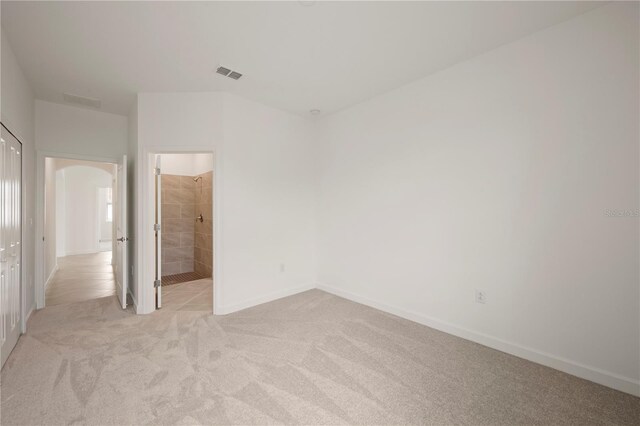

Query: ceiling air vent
63,93,101,109
216,66,231,76
216,66,243,80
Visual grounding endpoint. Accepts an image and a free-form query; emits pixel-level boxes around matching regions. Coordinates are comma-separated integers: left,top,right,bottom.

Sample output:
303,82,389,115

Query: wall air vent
216,66,243,80
63,93,101,109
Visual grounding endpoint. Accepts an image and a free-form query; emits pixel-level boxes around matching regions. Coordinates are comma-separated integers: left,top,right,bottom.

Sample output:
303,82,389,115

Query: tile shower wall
194,171,213,277
161,175,196,276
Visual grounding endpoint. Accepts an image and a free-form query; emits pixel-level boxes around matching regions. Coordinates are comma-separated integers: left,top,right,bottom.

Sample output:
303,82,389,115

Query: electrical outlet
475,289,487,304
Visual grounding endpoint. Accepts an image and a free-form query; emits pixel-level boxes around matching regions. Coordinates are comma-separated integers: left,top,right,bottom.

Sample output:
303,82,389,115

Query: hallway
45,252,116,306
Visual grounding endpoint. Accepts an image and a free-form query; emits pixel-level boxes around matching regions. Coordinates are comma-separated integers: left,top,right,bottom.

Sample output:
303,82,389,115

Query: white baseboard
44,264,58,289
25,303,35,323
215,283,315,315
127,287,138,313
317,283,640,397
60,248,110,257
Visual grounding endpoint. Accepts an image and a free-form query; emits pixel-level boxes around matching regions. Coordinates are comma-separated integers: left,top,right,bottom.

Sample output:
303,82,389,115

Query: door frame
35,150,118,309
139,146,220,315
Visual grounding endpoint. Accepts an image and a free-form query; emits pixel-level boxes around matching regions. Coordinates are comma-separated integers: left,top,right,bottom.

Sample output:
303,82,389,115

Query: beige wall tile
163,247,193,263
199,190,212,205
201,219,212,234
159,172,213,278
161,175,181,190
162,188,181,204
194,247,212,264
195,232,212,251
162,203,181,219
162,232,180,249
195,232,206,249
194,170,214,275
180,260,194,273
201,171,213,188
164,218,194,233
162,262,181,276
195,261,212,277
181,232,194,247
180,175,195,189
199,204,212,221
181,204,195,219
159,173,202,278
163,188,195,204
162,248,178,263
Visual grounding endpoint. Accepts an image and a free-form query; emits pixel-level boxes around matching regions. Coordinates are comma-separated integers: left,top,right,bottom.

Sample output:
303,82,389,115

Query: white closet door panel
1,126,22,368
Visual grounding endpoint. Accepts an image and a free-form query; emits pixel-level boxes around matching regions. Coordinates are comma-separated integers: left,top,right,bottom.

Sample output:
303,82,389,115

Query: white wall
135,92,317,314
56,166,113,256
43,157,57,285
97,187,112,243
1,28,36,321
221,93,317,313
46,159,116,262
161,153,213,176
316,2,639,396
35,100,127,161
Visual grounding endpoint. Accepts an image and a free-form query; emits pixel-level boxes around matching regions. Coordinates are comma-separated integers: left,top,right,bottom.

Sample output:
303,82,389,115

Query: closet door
1,126,22,368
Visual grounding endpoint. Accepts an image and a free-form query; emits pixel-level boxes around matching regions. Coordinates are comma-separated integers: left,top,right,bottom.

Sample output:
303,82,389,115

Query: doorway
154,153,214,312
41,157,125,307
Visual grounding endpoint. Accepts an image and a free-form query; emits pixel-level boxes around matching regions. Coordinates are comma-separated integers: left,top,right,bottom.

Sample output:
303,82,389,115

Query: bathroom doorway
155,153,214,311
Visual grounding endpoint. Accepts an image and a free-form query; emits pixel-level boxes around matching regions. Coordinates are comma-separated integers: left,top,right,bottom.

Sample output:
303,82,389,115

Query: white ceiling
1,1,601,117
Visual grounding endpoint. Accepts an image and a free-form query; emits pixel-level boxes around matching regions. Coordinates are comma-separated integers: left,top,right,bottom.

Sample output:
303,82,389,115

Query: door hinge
154,279,161,288
154,167,161,175
153,223,161,232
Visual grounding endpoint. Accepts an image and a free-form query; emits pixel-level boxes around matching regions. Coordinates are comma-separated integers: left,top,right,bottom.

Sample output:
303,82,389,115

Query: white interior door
1,126,22,368
115,155,128,309
154,155,162,309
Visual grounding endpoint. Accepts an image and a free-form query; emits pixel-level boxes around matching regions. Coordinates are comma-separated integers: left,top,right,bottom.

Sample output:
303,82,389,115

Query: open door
154,155,162,309
114,155,128,309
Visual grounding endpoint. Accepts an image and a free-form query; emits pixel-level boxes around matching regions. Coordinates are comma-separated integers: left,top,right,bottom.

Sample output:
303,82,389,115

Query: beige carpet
1,290,638,425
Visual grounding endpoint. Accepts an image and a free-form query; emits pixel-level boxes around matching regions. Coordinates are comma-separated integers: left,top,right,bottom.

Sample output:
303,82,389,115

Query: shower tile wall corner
195,170,213,277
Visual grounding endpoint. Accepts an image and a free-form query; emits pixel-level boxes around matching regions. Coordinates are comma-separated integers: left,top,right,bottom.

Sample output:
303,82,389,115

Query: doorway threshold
161,271,209,286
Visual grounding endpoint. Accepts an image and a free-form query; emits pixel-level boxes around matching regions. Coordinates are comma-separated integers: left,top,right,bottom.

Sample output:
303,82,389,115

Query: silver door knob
117,237,129,242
